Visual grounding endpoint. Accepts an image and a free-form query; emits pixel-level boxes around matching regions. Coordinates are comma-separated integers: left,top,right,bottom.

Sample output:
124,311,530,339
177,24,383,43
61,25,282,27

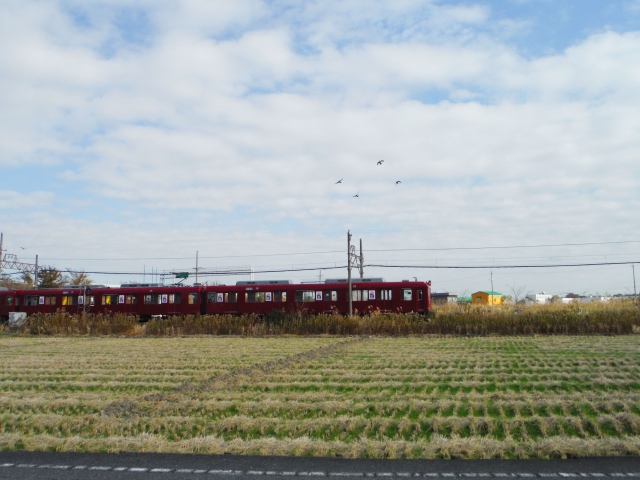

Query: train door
200,291,206,315
417,288,425,312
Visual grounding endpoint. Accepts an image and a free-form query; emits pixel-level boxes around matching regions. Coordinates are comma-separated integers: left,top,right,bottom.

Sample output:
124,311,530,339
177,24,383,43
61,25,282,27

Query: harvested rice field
1,336,639,458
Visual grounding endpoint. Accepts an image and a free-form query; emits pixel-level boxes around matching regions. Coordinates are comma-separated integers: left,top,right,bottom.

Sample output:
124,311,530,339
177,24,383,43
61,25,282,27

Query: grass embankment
5,301,640,336
0,336,639,458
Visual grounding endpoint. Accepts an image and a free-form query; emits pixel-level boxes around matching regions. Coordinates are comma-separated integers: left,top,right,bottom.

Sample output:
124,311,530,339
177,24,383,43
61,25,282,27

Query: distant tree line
0,267,92,289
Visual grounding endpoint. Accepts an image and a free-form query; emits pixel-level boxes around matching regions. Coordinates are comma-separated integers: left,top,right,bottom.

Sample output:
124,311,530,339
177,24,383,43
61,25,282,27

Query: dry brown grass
4,299,639,336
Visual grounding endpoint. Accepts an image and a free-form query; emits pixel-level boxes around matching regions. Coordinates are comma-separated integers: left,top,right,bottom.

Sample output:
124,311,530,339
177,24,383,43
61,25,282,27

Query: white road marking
1,463,640,478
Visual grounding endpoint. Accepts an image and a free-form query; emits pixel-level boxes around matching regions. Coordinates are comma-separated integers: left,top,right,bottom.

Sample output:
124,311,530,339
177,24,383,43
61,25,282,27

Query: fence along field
1,336,639,458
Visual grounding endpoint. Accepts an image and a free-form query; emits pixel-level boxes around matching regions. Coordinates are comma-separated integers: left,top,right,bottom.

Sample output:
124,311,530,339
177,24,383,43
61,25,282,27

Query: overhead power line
38,239,640,262
367,260,640,269
62,259,640,277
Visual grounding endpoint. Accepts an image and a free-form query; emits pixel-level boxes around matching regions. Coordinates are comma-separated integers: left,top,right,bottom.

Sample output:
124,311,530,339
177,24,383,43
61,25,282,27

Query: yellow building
471,291,503,305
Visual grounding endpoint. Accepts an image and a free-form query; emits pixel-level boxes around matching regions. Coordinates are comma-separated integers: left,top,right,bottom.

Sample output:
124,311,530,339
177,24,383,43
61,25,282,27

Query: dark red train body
0,279,431,321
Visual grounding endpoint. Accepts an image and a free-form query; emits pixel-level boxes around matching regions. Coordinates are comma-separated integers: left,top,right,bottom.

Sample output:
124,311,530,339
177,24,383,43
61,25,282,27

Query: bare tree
508,284,527,304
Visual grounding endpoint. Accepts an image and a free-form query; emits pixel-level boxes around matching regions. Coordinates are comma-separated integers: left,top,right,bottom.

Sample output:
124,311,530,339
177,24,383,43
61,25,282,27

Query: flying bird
335,178,343,184
19,247,26,250
377,160,384,165
353,192,359,198
395,181,402,185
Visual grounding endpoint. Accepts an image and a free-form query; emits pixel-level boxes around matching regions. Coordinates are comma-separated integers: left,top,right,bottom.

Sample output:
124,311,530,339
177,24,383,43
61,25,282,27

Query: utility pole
490,270,494,305
34,255,39,289
0,232,3,276
318,269,322,283
359,238,364,279
195,251,199,285
347,231,352,317
633,264,637,298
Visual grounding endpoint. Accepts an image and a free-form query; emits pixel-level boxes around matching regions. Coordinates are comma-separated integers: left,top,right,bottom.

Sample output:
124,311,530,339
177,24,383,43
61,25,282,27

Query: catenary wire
37,239,640,261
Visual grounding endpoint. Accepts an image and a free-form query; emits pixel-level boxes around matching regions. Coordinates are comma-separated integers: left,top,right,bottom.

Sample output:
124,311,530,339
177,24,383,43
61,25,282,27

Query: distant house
431,292,458,304
457,296,472,304
471,291,503,305
525,292,553,305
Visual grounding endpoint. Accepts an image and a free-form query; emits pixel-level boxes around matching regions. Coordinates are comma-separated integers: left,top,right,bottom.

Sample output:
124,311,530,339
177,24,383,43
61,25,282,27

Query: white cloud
1,1,639,293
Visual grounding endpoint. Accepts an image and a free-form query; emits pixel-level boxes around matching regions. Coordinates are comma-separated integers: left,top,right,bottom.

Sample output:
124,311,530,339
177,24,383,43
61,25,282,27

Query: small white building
525,292,553,304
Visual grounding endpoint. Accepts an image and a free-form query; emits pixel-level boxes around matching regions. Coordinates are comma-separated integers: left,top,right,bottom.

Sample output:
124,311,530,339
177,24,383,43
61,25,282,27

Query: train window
352,290,363,302
403,289,412,301
418,290,423,301
102,294,119,305
379,289,392,300
5,296,13,306
24,296,38,306
324,291,331,302
225,292,238,303
119,295,125,304
274,291,286,302
62,295,78,306
89,296,95,306
188,293,197,305
208,293,217,303
126,295,137,305
295,291,315,302
245,292,255,303
315,291,322,301
144,295,153,304
331,291,337,301
256,292,265,302
173,293,181,304
44,296,56,305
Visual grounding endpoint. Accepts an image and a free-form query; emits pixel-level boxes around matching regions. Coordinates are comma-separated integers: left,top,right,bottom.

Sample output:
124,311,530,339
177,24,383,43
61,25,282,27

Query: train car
0,287,17,321
98,284,202,321
0,279,431,321
202,279,431,316
2,284,202,321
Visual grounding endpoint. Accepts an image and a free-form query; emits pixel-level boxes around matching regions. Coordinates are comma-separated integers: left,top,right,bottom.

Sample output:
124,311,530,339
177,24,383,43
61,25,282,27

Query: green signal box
175,272,189,279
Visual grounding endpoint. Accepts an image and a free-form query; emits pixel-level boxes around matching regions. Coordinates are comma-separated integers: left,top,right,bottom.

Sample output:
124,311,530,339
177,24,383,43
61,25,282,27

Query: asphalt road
0,452,638,480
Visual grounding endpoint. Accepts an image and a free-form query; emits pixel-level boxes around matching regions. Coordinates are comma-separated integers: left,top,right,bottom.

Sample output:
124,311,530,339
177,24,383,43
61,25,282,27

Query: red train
0,279,431,321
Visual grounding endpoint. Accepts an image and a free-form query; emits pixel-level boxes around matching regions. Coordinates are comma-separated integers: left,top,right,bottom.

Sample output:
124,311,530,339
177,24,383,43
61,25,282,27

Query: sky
1,0,640,296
